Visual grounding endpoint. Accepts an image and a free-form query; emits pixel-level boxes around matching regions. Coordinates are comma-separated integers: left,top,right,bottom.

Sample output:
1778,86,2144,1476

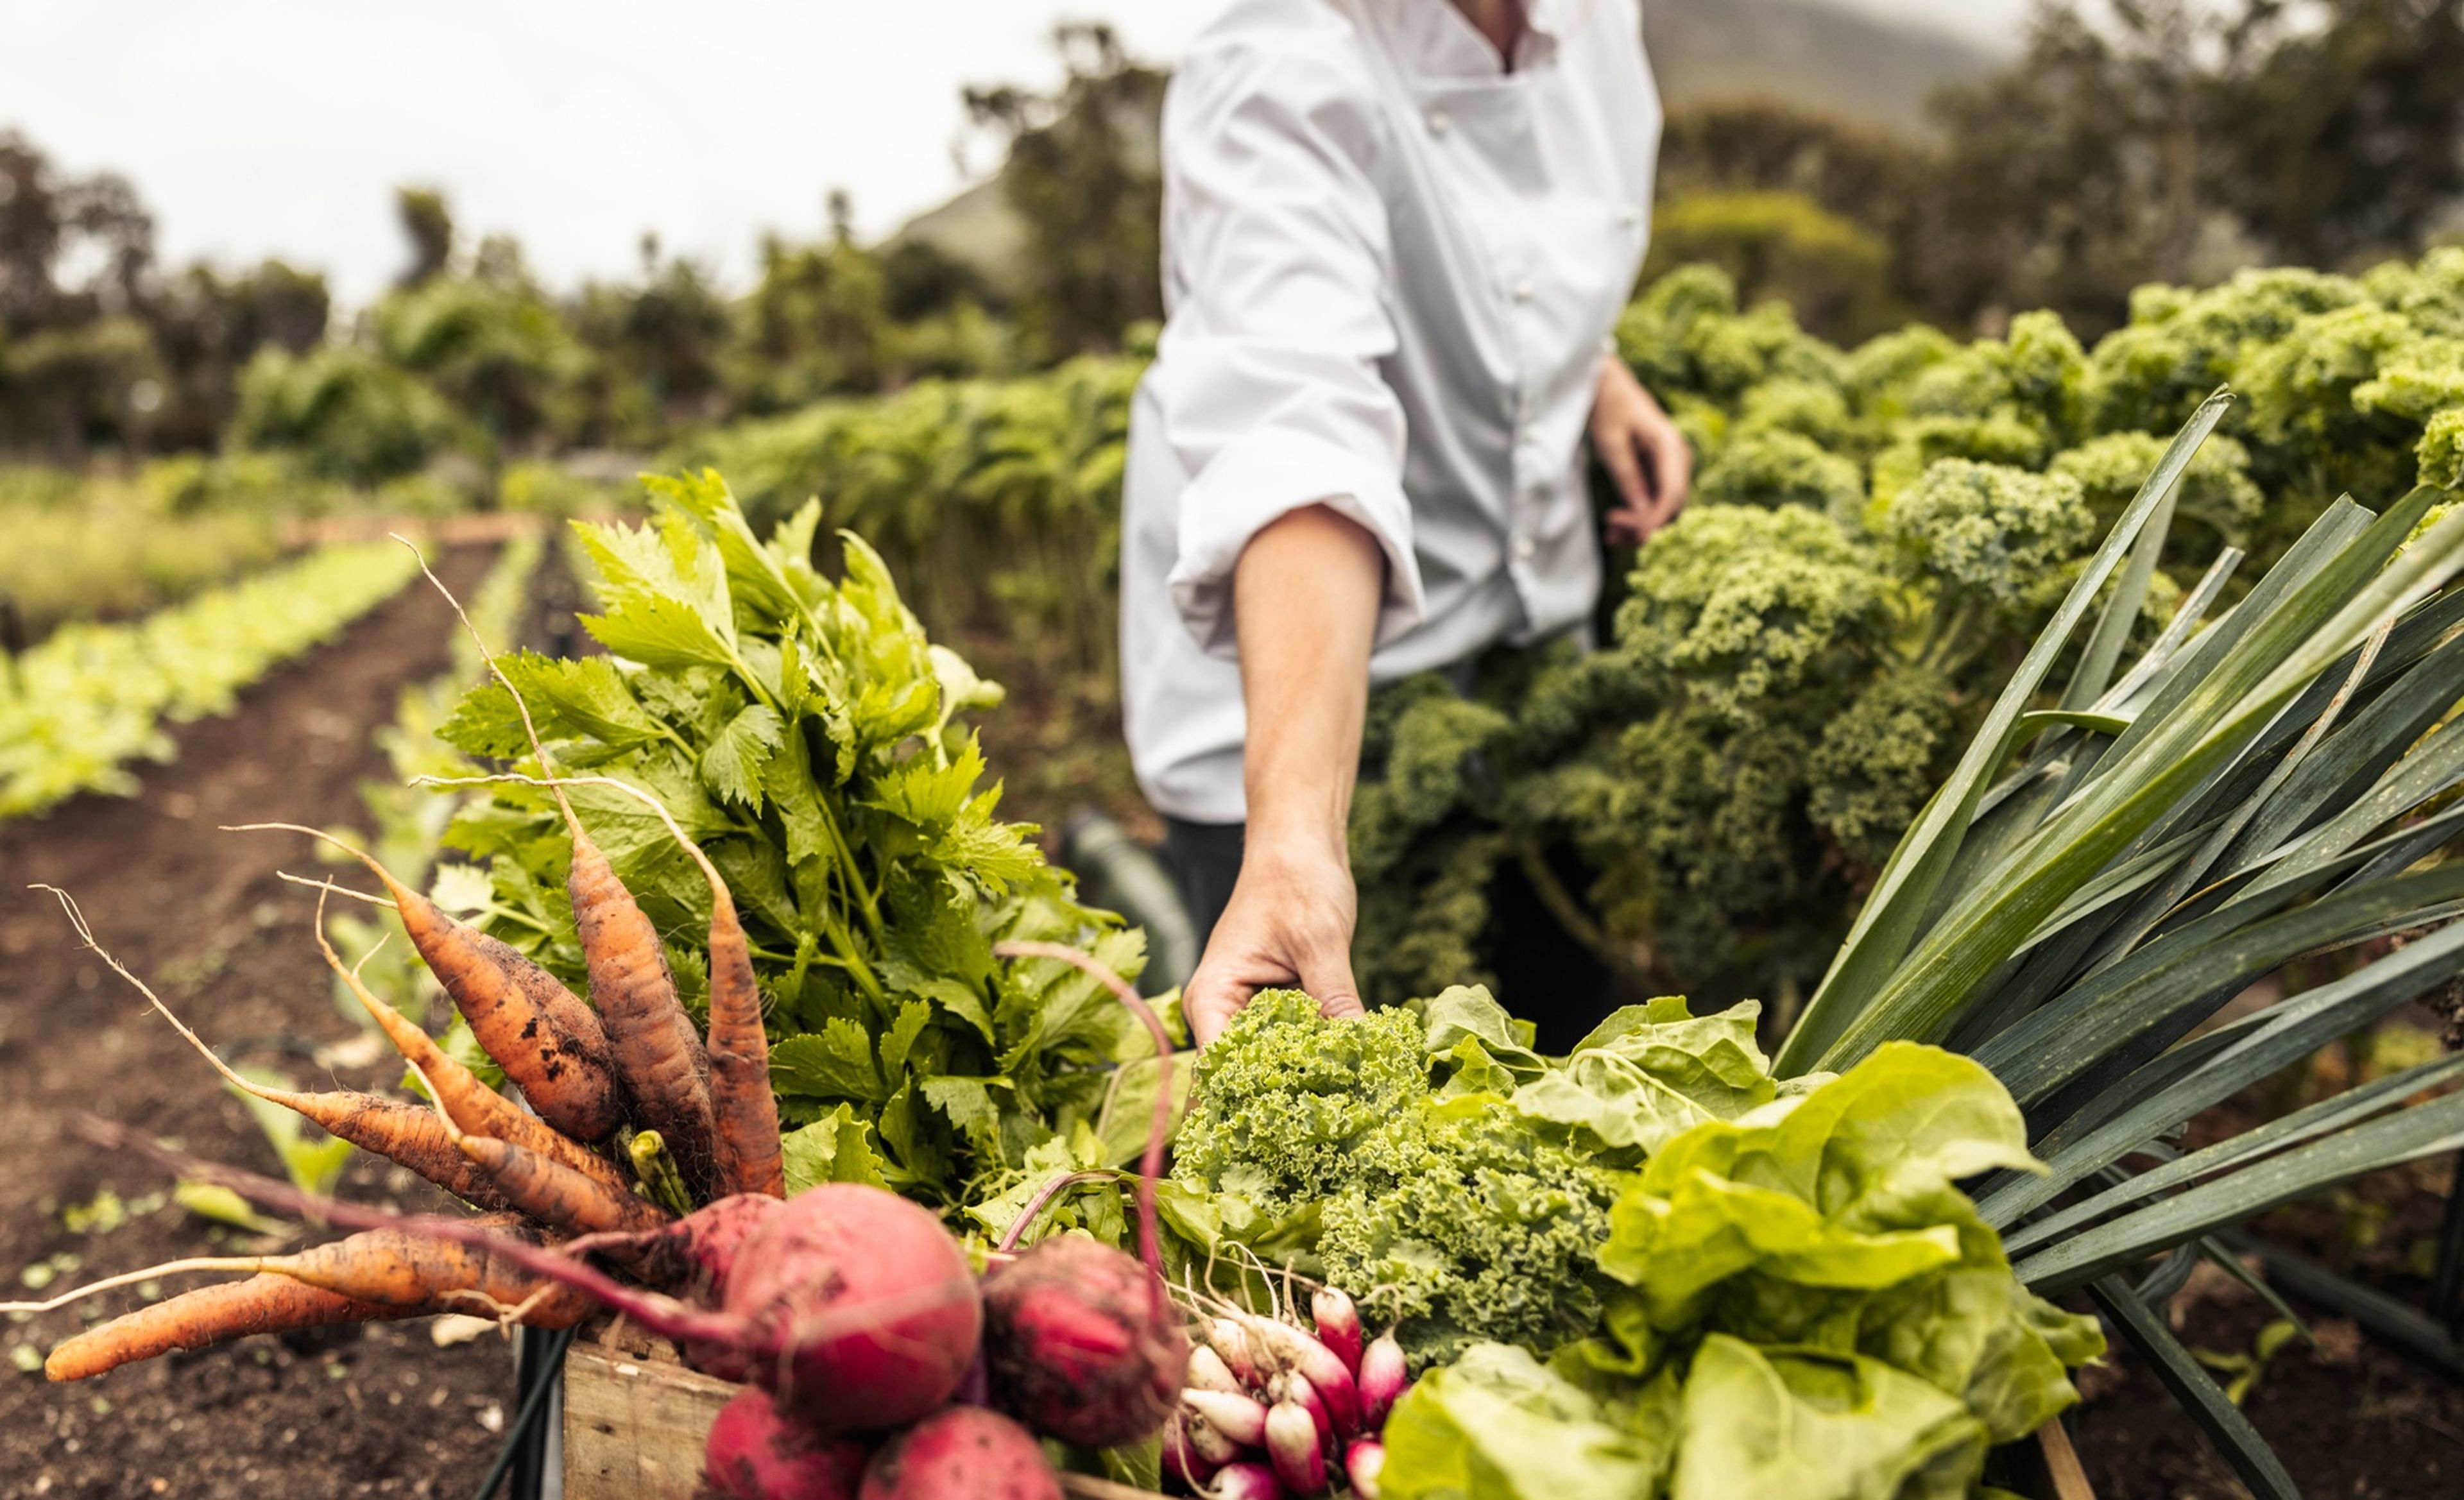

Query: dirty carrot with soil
231,820,623,1142
316,913,635,1202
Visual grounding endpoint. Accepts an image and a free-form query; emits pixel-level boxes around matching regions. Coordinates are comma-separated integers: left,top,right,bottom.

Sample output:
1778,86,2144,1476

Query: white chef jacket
1122,0,1662,823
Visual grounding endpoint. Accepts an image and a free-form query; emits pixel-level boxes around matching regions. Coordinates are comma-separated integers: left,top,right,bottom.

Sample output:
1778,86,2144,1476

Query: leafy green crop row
0,540,422,817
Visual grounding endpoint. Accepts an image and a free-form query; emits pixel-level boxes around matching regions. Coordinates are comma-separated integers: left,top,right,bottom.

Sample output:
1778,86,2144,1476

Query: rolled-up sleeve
1149,40,1423,656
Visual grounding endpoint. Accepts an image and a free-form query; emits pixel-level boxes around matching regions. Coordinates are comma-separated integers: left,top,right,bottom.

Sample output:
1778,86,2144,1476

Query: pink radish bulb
1357,1332,1408,1431
980,1234,1187,1447
1187,1344,1246,1396
1236,1312,1361,1436
1182,1388,1270,1448
1310,1288,1364,1376
702,1387,868,1500
1206,1315,1267,1388
857,1406,1060,1500
1265,1396,1328,1497
1161,1412,1223,1489
1273,1371,1335,1454
1213,1462,1287,1500
1346,1438,1385,1500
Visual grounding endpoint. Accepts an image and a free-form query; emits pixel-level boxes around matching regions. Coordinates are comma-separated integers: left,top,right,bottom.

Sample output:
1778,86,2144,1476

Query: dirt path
0,545,510,1498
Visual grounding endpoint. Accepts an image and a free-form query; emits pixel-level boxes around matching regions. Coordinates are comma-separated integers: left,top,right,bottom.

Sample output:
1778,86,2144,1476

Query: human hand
1182,831,1365,1048
1591,355,1693,545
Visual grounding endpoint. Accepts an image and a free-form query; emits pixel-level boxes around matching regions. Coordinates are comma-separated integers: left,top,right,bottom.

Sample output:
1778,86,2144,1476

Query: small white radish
1182,1388,1270,1448
1180,1406,1244,1467
1346,1438,1385,1500
1265,1395,1328,1497
1161,1412,1222,1490
1188,1344,1247,1396
1310,1287,1364,1376
1358,1331,1408,1430
1213,1462,1286,1500
1233,1310,1362,1435
1206,1316,1269,1388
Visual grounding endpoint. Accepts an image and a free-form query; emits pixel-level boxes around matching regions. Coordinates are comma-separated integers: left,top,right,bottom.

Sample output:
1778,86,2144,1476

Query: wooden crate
563,1325,737,1500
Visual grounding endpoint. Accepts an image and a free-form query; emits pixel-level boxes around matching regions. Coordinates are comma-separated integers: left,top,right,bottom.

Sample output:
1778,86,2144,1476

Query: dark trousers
1160,815,1620,1053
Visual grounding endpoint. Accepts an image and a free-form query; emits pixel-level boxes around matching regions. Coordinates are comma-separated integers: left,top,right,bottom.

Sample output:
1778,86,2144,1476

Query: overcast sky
3,1,2033,307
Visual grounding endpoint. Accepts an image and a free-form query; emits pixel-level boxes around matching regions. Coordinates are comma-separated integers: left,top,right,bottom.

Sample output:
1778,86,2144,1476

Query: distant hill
890,0,1998,284
1647,0,1998,130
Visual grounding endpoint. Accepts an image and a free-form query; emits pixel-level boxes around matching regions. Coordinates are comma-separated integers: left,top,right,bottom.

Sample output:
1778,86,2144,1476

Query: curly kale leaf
1878,457,2093,608
1694,428,1865,521
1613,506,1891,719
1808,667,1959,869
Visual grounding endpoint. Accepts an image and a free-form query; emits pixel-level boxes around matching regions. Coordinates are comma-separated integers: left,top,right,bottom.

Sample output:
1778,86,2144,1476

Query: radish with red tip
1265,1393,1328,1497
1161,1412,1224,1490
1273,1370,1335,1454
1213,1462,1287,1500
703,1387,869,1500
1346,1438,1385,1500
1310,1286,1363,1376
1358,1331,1409,1431
1236,1312,1360,1436
858,1406,1059,1500
1205,1316,1267,1388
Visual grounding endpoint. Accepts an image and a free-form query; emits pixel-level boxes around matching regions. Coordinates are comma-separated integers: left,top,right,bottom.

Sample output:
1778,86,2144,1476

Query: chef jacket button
1510,279,1534,303
1426,108,1450,135
1512,534,1537,561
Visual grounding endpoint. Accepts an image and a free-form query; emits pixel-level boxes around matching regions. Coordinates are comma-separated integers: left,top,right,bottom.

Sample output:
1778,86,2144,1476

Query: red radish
858,1406,1060,1500
1346,1438,1385,1500
1213,1463,1287,1500
1161,1412,1223,1489
1358,1333,1408,1431
1310,1287,1364,1376
1274,1371,1335,1454
1265,1395,1328,1497
1235,1312,1361,1436
1182,1388,1269,1447
703,1387,869,1500
1179,1404,1244,1467
1188,1344,1246,1396
980,1233,1186,1447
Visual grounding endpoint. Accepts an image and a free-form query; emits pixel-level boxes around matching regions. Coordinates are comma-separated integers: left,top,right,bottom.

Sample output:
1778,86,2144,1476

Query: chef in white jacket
1121,0,1690,1046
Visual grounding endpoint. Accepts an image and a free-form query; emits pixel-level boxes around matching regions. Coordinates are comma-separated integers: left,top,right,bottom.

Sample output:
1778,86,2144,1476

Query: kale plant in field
1353,251,2464,1013
436,472,1154,1209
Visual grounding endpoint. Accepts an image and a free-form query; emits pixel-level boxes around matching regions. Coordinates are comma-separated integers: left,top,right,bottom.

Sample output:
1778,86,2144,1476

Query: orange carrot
231,822,623,1142
568,821,721,1191
456,1131,675,1240
44,1275,423,1381
318,919,636,1204
38,885,513,1212
499,771,781,1200
703,878,785,1198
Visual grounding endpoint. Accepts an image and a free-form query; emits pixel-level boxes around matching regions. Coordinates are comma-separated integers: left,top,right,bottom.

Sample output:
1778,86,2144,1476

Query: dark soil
0,545,513,1498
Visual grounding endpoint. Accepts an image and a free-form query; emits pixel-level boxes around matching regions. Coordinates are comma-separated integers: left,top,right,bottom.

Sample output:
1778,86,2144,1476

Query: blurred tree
965,23,1164,361
729,195,891,413
143,259,332,449
396,186,454,288
2207,0,2464,269
1641,191,1906,343
567,233,732,446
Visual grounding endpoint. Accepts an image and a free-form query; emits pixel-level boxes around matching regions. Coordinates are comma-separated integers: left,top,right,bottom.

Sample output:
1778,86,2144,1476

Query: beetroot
858,1406,1059,1500
981,1234,1186,1447
703,1387,868,1500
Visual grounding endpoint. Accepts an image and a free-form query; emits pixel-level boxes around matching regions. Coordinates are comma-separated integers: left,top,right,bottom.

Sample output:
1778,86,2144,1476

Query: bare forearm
1233,505,1385,857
